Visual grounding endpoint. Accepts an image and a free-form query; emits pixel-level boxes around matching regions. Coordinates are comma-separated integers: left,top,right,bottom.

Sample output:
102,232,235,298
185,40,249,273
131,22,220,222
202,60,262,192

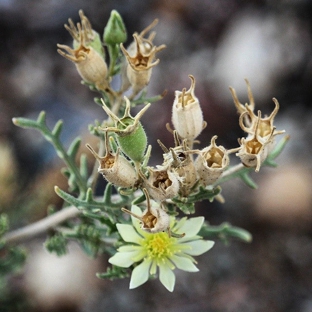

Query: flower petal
108,251,136,267
170,255,199,272
129,259,151,289
175,217,204,237
159,263,176,292
116,223,142,243
181,240,214,256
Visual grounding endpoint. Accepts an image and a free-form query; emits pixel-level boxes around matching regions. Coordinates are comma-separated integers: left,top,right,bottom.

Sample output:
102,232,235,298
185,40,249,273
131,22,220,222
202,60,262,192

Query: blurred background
0,0,312,311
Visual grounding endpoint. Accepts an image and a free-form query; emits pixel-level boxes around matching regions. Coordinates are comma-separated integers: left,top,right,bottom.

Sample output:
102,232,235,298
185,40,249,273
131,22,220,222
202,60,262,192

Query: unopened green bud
103,10,127,45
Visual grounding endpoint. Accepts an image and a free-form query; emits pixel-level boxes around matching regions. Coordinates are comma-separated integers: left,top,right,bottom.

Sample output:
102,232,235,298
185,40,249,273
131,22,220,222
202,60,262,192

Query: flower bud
86,140,137,188
100,97,149,162
121,190,170,233
194,135,230,186
172,75,206,141
103,10,127,45
57,18,108,92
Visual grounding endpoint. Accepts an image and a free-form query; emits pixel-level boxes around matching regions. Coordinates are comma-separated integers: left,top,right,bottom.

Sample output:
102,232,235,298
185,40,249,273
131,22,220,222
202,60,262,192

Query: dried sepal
172,75,206,141
121,189,170,233
57,20,109,92
229,78,255,127
86,134,137,188
120,19,166,97
194,135,233,186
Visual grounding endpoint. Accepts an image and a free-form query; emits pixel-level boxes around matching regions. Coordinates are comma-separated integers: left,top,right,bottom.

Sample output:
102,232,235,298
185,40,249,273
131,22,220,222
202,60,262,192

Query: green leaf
45,233,68,256
199,222,252,244
97,266,129,280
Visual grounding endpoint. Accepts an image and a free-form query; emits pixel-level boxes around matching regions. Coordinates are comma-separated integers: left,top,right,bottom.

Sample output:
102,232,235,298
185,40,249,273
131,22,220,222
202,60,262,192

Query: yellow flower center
143,232,175,260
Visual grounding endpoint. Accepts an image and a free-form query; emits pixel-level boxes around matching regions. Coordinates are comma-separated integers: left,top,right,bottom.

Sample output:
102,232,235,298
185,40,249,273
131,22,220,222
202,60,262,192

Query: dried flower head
171,75,206,141
120,19,166,97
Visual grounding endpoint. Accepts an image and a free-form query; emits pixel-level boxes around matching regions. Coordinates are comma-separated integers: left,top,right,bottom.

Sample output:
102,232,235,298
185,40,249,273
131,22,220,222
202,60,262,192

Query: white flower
108,205,214,292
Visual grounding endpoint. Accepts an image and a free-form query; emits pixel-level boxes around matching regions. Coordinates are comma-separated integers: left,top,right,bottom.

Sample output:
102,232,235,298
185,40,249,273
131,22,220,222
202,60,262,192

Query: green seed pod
100,97,149,162
116,117,148,162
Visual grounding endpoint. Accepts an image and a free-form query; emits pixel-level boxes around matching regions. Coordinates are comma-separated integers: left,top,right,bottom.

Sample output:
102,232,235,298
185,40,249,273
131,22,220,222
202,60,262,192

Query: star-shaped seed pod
239,98,285,141
236,111,276,172
86,132,137,188
171,75,206,142
194,135,237,186
140,166,180,202
158,132,198,197
120,19,166,97
57,15,109,92
121,189,170,234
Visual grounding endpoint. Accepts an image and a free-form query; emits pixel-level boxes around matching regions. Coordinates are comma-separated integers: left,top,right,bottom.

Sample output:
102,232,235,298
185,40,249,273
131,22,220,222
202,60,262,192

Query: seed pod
142,166,180,202
86,138,137,188
172,75,206,141
194,135,230,186
120,19,166,97
65,10,105,58
57,20,108,92
121,189,170,233
236,111,276,172
239,98,285,141
100,97,149,162
157,131,198,197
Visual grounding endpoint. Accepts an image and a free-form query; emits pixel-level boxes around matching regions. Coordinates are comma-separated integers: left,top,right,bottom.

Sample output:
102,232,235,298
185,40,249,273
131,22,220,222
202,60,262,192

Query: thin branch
3,206,80,244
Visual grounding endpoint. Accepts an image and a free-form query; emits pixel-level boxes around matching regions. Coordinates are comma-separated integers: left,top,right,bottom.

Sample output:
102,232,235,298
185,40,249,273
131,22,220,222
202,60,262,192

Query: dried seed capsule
57,18,108,92
65,10,105,58
86,135,137,188
171,75,206,141
239,98,285,141
122,189,170,233
142,166,180,202
236,111,276,172
194,135,231,186
120,19,166,97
